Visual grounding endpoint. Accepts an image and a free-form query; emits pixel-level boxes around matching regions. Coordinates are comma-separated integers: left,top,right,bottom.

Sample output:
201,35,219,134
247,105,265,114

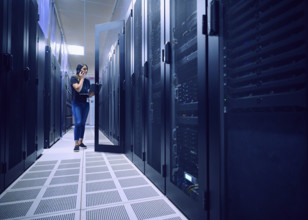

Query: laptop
79,83,102,96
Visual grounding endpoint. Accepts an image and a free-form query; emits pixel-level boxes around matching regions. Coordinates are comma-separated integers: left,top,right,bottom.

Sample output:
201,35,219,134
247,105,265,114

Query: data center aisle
0,127,187,220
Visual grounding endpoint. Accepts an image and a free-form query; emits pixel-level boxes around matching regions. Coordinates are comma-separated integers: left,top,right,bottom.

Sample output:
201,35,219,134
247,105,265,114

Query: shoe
74,145,80,152
79,143,87,149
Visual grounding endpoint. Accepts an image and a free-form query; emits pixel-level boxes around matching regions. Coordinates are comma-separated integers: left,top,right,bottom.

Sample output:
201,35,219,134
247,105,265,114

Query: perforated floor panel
0,127,187,220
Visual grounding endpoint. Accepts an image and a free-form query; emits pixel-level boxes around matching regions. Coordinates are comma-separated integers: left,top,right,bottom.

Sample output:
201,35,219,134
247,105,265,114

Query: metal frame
95,20,125,153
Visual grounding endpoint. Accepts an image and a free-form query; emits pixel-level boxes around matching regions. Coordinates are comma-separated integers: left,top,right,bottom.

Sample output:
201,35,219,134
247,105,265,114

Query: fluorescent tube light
67,45,84,55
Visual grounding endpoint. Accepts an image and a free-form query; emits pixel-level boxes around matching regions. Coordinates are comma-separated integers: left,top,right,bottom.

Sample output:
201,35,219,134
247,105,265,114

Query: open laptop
79,83,102,96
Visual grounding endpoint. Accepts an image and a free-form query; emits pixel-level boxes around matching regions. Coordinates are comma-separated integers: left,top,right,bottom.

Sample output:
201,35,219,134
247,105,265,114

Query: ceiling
53,0,131,77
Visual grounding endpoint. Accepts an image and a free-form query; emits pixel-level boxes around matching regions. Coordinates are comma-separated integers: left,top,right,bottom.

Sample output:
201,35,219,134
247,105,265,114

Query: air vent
54,169,80,176
35,160,58,166
43,184,78,198
124,186,159,200
86,180,116,193
22,171,51,179
0,189,40,203
86,173,112,182
86,206,129,220
111,164,134,171
131,199,176,219
50,176,79,185
58,163,80,169
60,159,80,164
86,166,109,174
86,191,121,207
34,196,77,215
109,160,129,165
119,177,148,188
12,179,47,189
32,213,75,220
86,161,106,167
0,201,33,219
114,170,140,178
29,165,55,172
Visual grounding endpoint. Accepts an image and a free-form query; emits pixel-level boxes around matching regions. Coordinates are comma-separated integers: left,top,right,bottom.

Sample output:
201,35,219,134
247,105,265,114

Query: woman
70,64,94,152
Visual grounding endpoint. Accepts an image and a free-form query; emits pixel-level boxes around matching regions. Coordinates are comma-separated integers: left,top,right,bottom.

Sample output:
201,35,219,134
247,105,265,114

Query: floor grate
43,184,78,198
22,171,51,179
86,172,112,182
54,169,80,176
34,196,77,215
86,205,129,220
32,213,75,220
86,180,116,193
50,176,79,185
12,178,47,189
111,164,134,171
86,166,108,173
86,190,122,207
0,201,33,219
124,186,159,200
0,188,40,203
114,170,140,178
131,199,176,219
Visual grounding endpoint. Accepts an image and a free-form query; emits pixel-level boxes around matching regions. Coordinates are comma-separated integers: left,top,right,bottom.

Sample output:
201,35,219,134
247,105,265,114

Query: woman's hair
76,64,88,74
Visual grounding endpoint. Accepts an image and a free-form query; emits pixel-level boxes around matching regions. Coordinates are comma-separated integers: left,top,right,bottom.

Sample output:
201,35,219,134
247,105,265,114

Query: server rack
132,0,145,172
54,58,61,141
24,0,38,169
165,0,207,219
37,25,45,156
208,0,308,219
0,0,8,193
144,0,166,193
124,5,133,161
1,0,39,190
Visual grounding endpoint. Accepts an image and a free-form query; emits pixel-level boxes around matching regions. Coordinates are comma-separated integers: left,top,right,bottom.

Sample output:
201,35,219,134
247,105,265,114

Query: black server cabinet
2,0,39,188
0,0,8,193
124,7,133,161
144,0,166,193
165,0,207,219
132,0,145,172
24,0,38,168
208,0,308,219
37,25,45,156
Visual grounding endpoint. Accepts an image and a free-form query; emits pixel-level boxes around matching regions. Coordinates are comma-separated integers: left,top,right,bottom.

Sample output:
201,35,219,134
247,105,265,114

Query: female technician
70,64,94,152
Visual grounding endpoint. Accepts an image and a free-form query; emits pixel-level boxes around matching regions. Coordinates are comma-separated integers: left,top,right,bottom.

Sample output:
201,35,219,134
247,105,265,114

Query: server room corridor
0,127,187,220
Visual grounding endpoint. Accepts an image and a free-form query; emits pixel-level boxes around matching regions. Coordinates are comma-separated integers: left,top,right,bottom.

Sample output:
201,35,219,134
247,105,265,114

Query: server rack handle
209,0,219,36
24,67,30,81
164,42,171,64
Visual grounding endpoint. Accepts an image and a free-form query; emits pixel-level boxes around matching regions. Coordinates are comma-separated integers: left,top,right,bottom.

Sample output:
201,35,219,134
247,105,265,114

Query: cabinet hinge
130,9,133,17
23,151,26,160
142,152,145,161
162,164,166,177
131,145,133,152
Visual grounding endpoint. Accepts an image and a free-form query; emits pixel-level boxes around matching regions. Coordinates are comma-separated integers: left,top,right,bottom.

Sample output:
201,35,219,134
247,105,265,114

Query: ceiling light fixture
67,45,84,55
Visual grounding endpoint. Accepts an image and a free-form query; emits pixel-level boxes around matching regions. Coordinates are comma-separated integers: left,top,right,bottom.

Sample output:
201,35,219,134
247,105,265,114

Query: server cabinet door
216,1,308,219
124,10,133,161
4,0,27,186
144,0,165,193
0,0,8,193
25,0,38,168
132,0,145,172
165,0,207,219
54,61,61,142
37,26,45,156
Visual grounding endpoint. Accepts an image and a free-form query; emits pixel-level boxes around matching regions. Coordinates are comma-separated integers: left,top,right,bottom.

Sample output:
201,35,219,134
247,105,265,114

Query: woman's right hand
79,71,85,79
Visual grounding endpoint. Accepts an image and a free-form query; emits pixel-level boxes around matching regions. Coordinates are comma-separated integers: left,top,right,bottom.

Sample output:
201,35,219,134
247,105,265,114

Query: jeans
72,100,89,141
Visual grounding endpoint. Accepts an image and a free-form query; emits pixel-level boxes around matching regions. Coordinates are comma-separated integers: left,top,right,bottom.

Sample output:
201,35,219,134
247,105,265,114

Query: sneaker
79,143,87,149
74,145,79,152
